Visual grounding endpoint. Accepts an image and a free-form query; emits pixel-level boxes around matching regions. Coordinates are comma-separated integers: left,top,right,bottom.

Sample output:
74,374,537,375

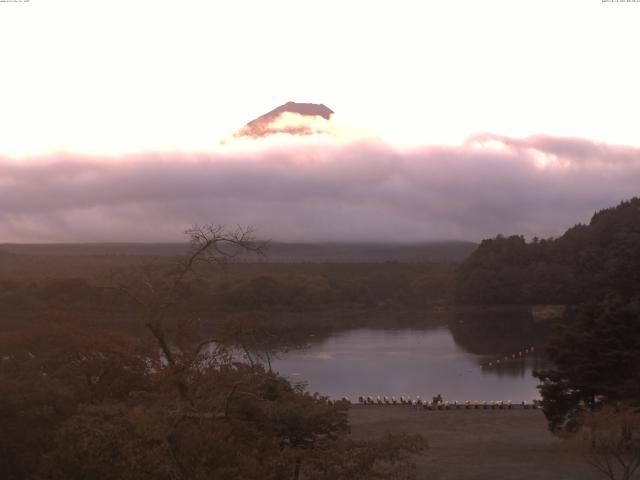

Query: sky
1,0,639,243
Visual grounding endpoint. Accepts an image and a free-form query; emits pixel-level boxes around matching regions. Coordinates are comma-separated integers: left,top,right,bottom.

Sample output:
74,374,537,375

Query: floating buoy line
480,345,537,369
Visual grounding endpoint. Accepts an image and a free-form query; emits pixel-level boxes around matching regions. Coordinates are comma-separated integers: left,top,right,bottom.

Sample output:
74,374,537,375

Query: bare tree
111,224,266,410
579,406,640,480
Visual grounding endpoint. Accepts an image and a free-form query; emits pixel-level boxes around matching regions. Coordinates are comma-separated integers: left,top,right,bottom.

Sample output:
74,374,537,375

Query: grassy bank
349,405,597,480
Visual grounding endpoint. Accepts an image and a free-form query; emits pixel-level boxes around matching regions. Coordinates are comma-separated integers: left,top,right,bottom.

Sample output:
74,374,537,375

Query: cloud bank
1,135,639,243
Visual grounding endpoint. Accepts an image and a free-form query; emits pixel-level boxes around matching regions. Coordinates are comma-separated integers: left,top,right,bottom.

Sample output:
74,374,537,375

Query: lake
271,314,549,403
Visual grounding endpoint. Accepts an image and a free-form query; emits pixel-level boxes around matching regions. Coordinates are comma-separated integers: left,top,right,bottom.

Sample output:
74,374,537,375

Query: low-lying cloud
1,134,639,243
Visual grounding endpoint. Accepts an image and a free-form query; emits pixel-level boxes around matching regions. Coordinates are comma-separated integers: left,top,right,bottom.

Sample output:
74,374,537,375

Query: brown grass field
349,405,600,480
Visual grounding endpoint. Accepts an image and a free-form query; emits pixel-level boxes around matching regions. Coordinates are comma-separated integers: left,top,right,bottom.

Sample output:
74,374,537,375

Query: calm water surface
271,326,545,402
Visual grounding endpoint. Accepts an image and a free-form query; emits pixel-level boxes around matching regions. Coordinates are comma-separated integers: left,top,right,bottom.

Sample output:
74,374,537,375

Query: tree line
0,260,454,321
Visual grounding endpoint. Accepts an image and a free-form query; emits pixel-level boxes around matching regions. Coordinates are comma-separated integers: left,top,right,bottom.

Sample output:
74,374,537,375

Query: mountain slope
231,101,334,140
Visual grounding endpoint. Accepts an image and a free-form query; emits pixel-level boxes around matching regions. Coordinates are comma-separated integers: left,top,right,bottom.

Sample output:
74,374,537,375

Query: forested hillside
455,198,640,305
0,241,476,263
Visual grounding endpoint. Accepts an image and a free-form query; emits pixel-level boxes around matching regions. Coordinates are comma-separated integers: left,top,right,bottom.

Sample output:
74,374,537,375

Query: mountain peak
275,101,334,120
229,101,334,141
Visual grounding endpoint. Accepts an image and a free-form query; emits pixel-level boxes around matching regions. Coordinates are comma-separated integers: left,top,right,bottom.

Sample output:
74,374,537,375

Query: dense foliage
534,298,640,434
455,198,640,305
0,320,425,480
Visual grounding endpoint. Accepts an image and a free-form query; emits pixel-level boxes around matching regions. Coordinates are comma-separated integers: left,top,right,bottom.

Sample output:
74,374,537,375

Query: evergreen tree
535,298,640,433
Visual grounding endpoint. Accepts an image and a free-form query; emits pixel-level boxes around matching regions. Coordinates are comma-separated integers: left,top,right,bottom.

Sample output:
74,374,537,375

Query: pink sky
1,1,639,155
0,1,639,242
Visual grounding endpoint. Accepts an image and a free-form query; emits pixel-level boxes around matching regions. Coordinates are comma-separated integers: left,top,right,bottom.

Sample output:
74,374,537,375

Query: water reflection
449,310,549,377
449,309,549,356
271,312,552,401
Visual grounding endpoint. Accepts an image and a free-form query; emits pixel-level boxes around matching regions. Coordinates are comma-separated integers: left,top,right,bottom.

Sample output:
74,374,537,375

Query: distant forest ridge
0,241,478,263
455,197,640,305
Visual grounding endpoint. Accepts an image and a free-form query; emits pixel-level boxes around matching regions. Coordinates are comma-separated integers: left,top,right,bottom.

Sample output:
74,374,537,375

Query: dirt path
349,405,600,480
